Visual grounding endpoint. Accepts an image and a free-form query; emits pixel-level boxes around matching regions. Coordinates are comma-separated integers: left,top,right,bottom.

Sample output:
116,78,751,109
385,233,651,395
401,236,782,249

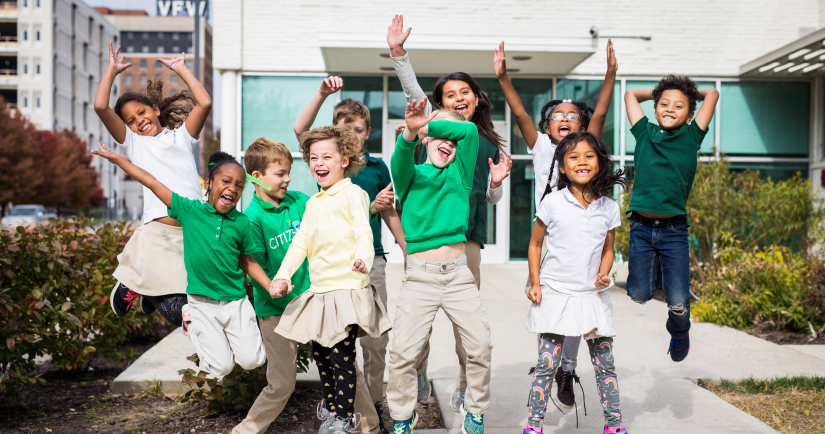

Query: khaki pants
414,240,482,391
360,255,389,405
232,315,381,434
387,255,492,420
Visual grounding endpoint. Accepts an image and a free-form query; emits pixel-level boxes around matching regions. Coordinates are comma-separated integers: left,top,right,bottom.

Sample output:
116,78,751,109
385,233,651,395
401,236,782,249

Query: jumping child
524,132,629,434
92,146,270,377
270,126,392,434
93,42,211,328
387,98,492,434
624,76,719,362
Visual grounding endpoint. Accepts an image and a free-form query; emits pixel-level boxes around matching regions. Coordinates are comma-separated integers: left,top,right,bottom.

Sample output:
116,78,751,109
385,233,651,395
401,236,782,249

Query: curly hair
540,132,628,204
299,126,365,177
652,75,701,114
114,79,196,130
538,100,595,137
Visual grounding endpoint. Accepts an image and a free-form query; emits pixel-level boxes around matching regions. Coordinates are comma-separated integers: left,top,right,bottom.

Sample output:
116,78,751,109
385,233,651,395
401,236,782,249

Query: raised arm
94,42,130,144
624,89,652,127
426,119,479,192
494,42,538,148
293,76,343,140
92,142,172,208
588,39,618,138
693,88,720,131
387,15,432,115
158,53,212,139
527,218,546,303
393,98,438,201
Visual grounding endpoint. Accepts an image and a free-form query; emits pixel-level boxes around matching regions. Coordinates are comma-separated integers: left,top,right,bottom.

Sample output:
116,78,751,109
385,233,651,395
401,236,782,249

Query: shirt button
217,227,221,230
215,235,219,238
442,265,446,270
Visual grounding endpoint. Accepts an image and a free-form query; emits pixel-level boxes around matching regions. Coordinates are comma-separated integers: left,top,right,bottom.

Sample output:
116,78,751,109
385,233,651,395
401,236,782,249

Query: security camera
590,26,599,38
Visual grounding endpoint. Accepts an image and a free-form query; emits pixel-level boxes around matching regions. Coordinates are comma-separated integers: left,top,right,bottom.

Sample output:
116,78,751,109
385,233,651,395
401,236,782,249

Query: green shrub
0,218,171,400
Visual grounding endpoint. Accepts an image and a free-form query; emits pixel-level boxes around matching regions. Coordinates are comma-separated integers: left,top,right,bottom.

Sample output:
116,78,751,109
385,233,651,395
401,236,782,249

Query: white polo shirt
528,133,560,209
117,122,202,224
536,187,621,295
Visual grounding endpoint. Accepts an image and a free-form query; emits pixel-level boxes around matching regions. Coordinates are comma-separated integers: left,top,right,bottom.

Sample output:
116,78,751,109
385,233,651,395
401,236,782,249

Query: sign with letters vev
157,0,208,18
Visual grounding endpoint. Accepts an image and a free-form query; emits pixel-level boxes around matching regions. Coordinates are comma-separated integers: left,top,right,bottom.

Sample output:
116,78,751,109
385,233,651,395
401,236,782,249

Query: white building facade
213,0,825,263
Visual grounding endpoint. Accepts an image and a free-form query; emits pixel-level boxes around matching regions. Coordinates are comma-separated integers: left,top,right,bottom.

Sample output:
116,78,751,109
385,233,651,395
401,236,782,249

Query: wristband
167,58,184,69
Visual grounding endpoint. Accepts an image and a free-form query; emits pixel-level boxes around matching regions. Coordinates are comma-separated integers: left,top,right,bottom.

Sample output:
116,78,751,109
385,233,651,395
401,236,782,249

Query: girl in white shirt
93,42,212,328
524,132,629,434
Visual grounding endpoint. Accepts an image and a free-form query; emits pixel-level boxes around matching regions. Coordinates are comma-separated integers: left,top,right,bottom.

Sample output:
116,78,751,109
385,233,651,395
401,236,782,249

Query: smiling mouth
139,123,152,134
558,125,571,137
437,146,452,160
455,104,468,113
219,194,234,207
315,169,329,181
574,169,591,177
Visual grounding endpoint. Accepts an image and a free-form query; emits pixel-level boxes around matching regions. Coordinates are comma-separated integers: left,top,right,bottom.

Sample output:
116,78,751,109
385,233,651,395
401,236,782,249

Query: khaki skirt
525,284,616,340
275,285,391,348
112,221,187,297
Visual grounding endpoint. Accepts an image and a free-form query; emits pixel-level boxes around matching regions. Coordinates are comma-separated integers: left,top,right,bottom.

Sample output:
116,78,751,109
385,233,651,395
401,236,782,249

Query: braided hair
539,132,628,205
537,100,595,138
114,79,196,130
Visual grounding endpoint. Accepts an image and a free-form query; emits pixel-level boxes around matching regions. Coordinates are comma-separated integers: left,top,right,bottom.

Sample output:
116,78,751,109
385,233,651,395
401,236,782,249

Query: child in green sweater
387,98,492,434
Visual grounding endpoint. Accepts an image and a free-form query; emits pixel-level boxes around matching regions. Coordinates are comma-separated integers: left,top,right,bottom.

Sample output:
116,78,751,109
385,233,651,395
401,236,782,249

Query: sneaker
460,404,484,434
523,424,542,434
375,403,390,434
416,369,431,402
450,388,465,413
140,296,156,315
332,414,361,434
555,368,577,408
392,412,418,434
668,334,690,362
604,424,628,434
110,282,139,317
317,400,336,434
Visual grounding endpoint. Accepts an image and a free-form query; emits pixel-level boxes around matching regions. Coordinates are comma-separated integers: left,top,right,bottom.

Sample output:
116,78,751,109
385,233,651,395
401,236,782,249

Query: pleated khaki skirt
275,285,392,348
112,221,187,297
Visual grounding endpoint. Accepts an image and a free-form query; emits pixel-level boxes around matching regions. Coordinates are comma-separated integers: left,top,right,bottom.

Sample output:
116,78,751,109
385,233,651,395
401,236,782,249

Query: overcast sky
88,0,221,132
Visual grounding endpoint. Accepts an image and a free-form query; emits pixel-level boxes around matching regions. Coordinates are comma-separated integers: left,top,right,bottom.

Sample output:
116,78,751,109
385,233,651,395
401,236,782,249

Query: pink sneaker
604,425,627,434
523,424,542,434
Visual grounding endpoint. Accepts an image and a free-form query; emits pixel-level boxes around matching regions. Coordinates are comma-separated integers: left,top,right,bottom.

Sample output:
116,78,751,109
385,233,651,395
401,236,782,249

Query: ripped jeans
626,212,691,339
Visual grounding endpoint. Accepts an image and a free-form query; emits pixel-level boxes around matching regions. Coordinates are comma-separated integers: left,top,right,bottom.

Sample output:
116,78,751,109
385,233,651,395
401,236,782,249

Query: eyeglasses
549,112,581,122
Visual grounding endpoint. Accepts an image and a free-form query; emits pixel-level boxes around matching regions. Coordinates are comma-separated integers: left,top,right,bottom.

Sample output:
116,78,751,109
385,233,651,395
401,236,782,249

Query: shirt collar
253,192,289,212
315,177,352,198
363,150,380,166
561,186,602,209
204,200,240,220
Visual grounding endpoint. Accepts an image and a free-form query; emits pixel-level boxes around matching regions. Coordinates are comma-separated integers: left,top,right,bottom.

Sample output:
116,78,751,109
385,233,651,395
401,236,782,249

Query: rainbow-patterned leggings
527,334,622,429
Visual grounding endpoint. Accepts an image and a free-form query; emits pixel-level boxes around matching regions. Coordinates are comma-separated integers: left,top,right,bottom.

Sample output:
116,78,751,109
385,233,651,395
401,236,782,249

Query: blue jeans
626,213,691,339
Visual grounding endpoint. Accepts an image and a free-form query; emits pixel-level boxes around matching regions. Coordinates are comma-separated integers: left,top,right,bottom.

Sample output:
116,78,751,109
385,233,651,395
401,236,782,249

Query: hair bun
208,151,236,166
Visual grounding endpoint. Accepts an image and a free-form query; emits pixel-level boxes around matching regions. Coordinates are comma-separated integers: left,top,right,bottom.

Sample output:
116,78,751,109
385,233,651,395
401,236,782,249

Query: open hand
352,259,368,274
387,14,411,54
158,52,186,71
494,41,507,79
595,274,611,290
528,284,542,304
320,76,343,96
108,42,131,74
91,142,119,162
606,39,617,73
371,182,395,214
405,98,438,131
269,279,292,298
488,151,512,188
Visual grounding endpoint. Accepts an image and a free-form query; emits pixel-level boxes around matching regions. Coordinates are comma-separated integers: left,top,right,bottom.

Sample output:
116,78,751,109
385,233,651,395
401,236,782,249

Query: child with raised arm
270,127,391,434
495,39,618,410
92,145,269,377
524,132,629,434
623,76,719,362
292,77,404,434
93,42,212,328
387,98,492,434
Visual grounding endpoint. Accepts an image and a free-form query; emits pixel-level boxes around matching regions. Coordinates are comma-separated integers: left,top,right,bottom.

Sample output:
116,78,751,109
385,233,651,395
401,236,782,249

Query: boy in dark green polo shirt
293,79,406,434
624,75,719,362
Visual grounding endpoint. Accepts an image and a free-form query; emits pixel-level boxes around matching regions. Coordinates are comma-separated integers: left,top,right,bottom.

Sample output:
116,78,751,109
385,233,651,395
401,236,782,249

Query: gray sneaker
450,388,465,413
332,414,362,434
417,369,431,402
317,400,336,434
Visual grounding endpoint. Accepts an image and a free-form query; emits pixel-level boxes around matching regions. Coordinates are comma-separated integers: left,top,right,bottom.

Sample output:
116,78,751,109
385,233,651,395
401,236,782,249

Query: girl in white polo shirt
523,132,629,434
93,42,211,328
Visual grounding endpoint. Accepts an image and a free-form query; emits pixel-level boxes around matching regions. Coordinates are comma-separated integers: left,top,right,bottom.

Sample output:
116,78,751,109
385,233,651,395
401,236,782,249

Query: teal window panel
508,79,554,155
557,79,619,155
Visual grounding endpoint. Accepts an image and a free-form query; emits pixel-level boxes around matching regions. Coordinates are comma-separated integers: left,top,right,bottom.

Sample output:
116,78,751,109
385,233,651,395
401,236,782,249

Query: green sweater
392,120,479,254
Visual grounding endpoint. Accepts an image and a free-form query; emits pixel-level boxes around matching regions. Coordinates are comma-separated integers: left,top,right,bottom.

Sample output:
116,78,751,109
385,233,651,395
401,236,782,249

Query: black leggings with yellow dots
314,325,359,417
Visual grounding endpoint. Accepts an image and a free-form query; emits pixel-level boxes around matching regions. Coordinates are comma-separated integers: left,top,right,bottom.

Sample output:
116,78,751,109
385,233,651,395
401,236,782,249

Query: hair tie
208,162,271,191
167,57,185,69
562,99,572,103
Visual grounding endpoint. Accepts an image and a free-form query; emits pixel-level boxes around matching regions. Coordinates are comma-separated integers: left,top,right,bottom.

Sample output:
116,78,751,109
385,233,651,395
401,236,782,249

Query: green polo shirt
627,116,709,218
352,150,393,256
244,191,311,317
416,131,500,247
167,192,257,301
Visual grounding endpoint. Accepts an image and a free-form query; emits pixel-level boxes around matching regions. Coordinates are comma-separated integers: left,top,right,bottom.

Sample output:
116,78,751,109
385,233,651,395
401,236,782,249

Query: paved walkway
114,263,825,433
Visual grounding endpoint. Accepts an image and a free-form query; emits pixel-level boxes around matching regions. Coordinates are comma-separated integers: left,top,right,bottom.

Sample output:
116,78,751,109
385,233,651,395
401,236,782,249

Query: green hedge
0,218,171,400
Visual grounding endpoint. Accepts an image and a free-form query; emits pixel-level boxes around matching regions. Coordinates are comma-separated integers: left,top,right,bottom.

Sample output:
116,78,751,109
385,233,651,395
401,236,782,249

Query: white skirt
525,284,616,339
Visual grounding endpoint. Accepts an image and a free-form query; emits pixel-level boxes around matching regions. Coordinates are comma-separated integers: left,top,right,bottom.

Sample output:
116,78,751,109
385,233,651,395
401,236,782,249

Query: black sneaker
374,402,389,434
140,296,156,315
555,368,576,408
110,282,139,317
668,334,690,362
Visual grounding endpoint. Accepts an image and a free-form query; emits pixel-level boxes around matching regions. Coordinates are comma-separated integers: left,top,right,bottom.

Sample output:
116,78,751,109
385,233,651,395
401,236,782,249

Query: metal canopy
741,27,825,77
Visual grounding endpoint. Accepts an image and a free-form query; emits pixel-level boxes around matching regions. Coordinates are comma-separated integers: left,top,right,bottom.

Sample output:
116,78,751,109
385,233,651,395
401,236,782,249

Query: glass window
140,74,147,84
158,32,165,40
124,74,132,84
23,97,27,107
140,59,147,68
35,64,40,74
173,32,180,41
157,46,165,54
556,79,619,155
36,97,40,108
127,32,133,40
728,162,808,180
141,46,150,53
35,31,40,41
720,81,809,156
508,159,536,259
508,79,553,155
142,32,149,40
341,76,383,154
172,45,179,53
23,30,27,41
23,64,27,74
170,75,177,84
126,45,134,53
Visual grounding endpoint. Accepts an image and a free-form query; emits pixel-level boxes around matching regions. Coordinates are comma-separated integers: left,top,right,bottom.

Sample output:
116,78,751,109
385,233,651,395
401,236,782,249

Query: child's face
120,101,163,136
309,139,349,189
655,89,693,130
206,164,246,214
545,103,584,143
559,140,599,188
254,160,292,201
424,136,457,168
439,80,478,120
335,118,371,150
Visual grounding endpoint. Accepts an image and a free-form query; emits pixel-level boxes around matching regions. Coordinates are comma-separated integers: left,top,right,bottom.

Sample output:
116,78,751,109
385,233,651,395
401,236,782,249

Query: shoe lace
342,413,362,434
548,370,587,429
317,400,332,421
668,338,685,354
417,372,425,389
124,288,140,310
393,420,408,434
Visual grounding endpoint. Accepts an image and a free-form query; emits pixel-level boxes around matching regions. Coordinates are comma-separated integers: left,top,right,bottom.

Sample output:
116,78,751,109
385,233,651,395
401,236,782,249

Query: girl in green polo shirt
92,146,276,377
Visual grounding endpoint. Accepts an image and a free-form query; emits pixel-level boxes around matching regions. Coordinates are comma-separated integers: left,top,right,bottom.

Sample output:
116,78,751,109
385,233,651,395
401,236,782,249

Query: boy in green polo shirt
624,75,719,363
232,138,383,434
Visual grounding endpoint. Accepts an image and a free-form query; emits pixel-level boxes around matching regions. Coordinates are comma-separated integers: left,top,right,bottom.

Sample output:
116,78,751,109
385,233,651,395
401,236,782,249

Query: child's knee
668,303,689,316
235,347,266,371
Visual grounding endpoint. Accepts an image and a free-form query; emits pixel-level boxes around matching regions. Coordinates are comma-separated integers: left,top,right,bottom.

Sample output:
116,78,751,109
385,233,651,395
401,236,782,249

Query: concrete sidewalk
113,263,825,433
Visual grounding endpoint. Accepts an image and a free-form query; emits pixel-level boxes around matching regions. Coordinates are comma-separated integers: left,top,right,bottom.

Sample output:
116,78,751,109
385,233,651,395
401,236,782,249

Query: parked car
1,205,58,228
